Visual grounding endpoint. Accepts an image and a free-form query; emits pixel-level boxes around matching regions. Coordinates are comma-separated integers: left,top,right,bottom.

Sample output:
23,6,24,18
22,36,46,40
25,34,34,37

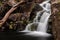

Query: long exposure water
19,0,51,40
21,0,51,37
0,0,52,40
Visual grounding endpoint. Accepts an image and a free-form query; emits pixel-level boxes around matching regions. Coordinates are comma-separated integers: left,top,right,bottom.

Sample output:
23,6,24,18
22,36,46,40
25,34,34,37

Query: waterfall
37,12,51,32
21,0,51,37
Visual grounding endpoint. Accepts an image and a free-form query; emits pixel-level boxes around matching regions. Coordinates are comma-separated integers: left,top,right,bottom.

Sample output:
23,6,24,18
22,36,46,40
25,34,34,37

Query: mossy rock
0,1,2,6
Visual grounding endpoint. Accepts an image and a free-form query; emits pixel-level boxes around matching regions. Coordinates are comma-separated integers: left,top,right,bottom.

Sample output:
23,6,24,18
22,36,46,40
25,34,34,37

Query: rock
51,1,60,40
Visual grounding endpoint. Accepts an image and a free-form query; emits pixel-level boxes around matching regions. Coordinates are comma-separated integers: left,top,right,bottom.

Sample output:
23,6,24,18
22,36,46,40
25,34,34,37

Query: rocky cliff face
51,0,60,40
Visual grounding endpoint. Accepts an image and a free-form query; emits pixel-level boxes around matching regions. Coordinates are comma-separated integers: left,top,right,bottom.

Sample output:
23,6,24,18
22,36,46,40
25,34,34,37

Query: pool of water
0,32,52,40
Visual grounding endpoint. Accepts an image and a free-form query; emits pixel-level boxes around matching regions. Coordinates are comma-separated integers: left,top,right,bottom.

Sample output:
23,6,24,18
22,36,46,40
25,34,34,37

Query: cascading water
37,2,51,32
21,0,51,37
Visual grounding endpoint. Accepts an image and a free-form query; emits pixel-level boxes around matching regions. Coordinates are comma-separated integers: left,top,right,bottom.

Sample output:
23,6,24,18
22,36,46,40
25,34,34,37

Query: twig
0,0,24,27
51,0,60,5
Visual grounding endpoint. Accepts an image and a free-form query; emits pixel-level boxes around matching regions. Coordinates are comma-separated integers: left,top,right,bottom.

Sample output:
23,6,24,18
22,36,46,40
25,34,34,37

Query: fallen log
0,0,25,27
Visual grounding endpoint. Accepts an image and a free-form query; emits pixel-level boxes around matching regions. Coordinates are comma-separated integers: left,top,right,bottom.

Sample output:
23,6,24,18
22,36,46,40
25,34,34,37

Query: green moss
58,12,60,15
28,24,37,31
9,22,14,29
0,1,2,6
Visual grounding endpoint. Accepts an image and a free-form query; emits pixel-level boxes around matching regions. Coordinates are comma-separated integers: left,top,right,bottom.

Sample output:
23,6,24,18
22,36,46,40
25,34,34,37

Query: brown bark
0,0,24,27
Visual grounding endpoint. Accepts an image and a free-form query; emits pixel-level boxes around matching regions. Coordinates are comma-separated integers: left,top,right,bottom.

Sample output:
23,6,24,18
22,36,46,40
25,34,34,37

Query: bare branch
0,0,24,27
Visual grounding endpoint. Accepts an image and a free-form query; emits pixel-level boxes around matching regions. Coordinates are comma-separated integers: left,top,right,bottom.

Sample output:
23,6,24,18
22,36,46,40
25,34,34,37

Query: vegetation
1,0,60,40
0,0,43,31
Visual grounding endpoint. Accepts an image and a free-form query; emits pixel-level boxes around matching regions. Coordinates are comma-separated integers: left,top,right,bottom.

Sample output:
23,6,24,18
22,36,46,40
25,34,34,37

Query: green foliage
0,1,2,6
58,12,60,14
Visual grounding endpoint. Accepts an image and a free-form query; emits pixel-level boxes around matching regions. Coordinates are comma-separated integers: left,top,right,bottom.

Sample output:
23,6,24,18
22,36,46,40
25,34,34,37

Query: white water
37,12,51,32
21,0,51,37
